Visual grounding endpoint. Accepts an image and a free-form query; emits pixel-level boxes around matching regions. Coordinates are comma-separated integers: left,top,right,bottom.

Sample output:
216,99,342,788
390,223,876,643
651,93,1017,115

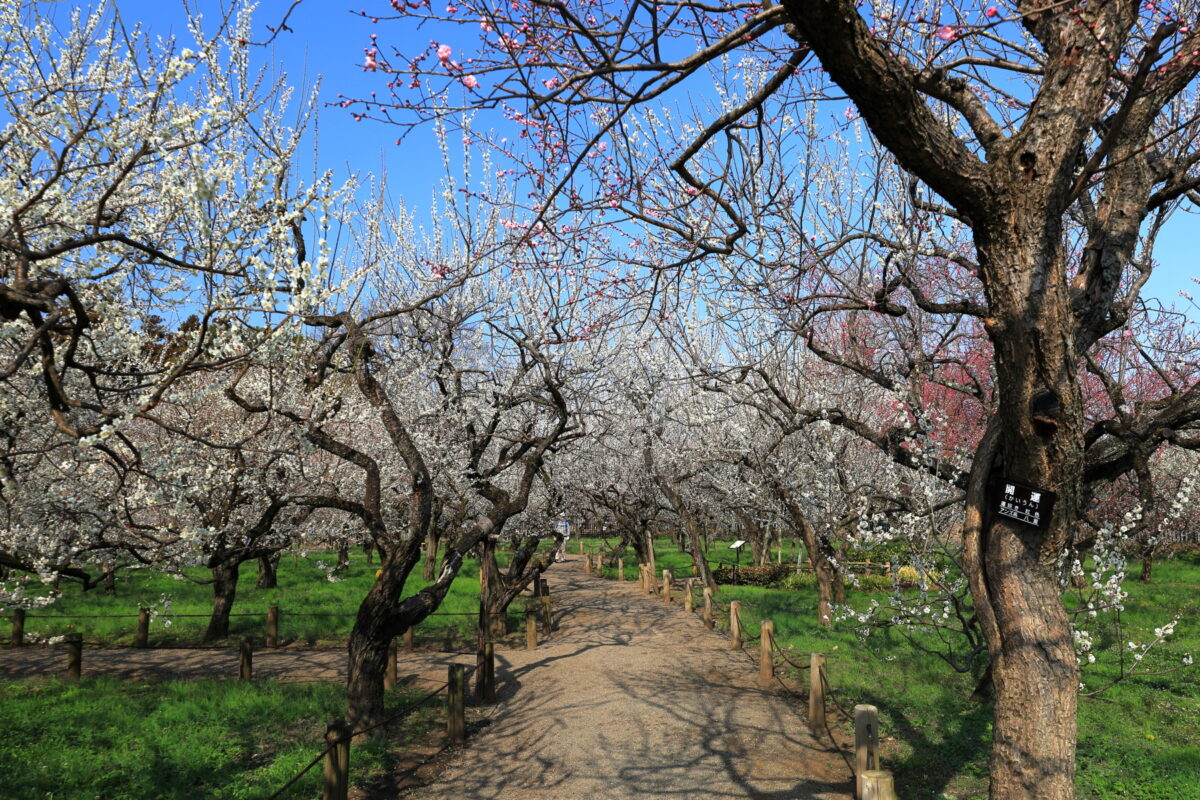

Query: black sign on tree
993,479,1057,530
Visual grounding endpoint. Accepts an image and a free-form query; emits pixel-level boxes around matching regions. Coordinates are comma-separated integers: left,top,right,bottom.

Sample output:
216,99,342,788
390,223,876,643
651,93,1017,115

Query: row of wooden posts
583,551,898,800
15,587,554,688
7,606,285,649
7,595,558,652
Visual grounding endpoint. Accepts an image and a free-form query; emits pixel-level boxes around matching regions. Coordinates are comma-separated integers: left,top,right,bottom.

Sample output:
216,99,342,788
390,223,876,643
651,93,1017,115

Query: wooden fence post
65,633,82,682
10,608,24,646
860,770,897,800
643,566,654,596
809,652,826,734
662,569,672,604
384,641,397,690
855,704,879,798
702,587,714,629
583,554,592,573
526,609,537,650
135,608,150,648
683,579,693,613
322,718,351,800
266,605,279,648
692,563,698,577
447,664,466,743
617,558,624,580
239,637,253,680
759,619,775,688
729,601,742,649
476,641,496,703
540,584,552,637
404,626,414,650
578,539,584,555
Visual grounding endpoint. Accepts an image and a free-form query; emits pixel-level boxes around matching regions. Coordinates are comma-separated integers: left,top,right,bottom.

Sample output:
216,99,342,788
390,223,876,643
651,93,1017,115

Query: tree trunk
423,529,440,581
102,568,116,595
204,560,240,642
336,544,350,571
685,515,718,591
982,517,1078,800
963,257,1084,800
346,612,391,732
345,549,423,731
1140,552,1153,583
798,518,837,626
256,553,279,589
645,527,656,576
738,510,768,566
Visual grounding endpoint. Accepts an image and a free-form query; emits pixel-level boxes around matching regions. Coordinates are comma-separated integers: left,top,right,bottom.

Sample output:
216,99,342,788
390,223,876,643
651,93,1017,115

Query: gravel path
414,556,852,799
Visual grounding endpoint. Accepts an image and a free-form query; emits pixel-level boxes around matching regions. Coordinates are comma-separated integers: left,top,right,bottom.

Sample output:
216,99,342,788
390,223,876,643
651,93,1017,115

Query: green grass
591,537,1200,800
0,676,440,800
3,548,533,649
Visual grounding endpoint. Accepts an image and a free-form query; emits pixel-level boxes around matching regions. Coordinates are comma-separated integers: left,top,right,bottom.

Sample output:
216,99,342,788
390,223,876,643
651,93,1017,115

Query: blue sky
88,1,1199,309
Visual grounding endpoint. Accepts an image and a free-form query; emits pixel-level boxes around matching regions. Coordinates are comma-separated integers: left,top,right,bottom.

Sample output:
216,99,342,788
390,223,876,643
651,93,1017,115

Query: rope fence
3,605,495,650
596,555,900,799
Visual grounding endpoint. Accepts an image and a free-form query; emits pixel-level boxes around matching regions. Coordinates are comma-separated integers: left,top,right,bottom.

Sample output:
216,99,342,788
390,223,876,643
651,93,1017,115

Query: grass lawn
0,677,441,800
591,536,1200,800
2,545,547,649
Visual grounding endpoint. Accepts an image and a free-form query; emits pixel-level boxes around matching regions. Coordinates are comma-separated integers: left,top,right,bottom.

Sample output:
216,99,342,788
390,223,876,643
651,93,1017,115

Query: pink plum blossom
985,6,999,18
462,74,478,89
437,43,452,63
936,25,957,41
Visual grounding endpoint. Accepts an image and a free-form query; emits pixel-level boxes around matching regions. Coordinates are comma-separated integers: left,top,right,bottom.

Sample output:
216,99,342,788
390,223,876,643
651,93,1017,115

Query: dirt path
413,556,851,799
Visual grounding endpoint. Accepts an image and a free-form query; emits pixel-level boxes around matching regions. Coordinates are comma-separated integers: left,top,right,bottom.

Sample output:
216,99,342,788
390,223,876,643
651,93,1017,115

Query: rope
14,618,137,623
820,665,854,720
263,747,328,800
819,666,856,777
769,638,812,671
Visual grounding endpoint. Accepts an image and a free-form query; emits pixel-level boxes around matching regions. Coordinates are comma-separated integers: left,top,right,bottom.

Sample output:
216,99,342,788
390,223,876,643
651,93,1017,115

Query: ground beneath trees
0,554,852,799
410,556,850,799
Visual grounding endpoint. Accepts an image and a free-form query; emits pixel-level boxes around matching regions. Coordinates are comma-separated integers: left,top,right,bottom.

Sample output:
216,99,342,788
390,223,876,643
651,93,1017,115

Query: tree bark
204,560,240,641
256,553,279,589
798,517,837,626
423,528,440,582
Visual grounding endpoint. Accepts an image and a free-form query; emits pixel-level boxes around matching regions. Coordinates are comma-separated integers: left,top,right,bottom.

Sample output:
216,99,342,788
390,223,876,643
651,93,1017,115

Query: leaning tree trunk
204,559,241,641
684,515,717,592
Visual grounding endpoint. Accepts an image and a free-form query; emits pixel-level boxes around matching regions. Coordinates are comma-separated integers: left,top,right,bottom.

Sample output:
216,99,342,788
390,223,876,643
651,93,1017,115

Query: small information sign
994,480,1056,529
